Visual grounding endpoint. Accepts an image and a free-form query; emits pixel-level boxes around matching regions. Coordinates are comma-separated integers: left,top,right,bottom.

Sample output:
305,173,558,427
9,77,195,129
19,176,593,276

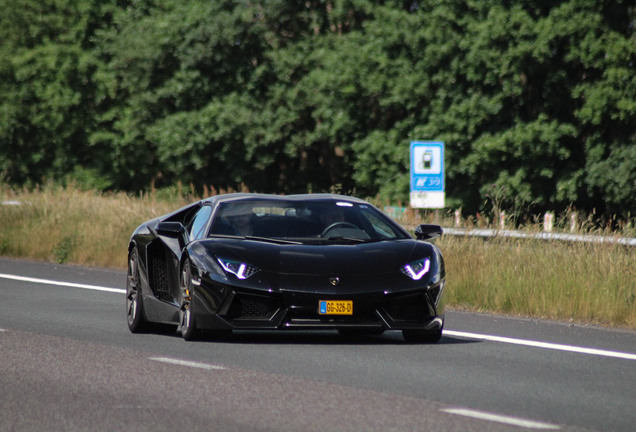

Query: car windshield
208,199,409,243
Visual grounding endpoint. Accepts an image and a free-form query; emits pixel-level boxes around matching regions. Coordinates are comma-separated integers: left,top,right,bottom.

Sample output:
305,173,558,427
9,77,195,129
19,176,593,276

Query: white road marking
444,330,636,361
149,356,226,370
441,408,560,430
0,273,125,294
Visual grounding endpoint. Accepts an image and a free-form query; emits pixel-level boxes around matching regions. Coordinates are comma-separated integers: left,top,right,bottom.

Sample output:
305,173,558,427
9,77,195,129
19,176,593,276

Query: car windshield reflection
208,199,408,243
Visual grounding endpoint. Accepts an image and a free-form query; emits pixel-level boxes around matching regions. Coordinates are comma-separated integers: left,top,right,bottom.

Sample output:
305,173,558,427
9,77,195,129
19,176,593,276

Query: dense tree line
1,0,634,218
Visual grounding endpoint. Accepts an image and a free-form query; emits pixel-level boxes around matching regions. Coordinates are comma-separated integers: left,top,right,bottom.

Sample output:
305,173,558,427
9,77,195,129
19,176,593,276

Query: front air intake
382,292,433,322
226,293,280,321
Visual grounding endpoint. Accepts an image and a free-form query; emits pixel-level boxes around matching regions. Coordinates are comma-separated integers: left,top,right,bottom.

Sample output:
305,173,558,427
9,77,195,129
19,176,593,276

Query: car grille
226,293,280,321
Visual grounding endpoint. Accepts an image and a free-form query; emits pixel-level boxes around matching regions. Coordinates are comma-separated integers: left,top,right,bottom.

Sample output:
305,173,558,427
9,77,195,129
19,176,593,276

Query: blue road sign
410,141,445,208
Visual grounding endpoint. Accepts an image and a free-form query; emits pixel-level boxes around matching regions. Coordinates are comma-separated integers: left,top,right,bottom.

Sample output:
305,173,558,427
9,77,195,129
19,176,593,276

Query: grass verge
438,235,635,328
0,184,182,268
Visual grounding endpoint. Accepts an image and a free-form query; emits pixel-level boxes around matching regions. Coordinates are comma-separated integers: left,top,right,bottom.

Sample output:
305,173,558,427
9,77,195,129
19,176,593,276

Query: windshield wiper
209,234,242,240
209,234,301,244
325,236,368,243
244,236,303,245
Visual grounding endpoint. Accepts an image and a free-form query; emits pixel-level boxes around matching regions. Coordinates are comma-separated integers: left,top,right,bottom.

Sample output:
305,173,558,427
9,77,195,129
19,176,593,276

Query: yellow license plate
318,300,353,315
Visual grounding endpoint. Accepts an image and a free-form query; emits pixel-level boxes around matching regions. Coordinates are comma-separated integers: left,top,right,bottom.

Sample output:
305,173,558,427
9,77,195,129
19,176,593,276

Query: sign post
410,141,445,208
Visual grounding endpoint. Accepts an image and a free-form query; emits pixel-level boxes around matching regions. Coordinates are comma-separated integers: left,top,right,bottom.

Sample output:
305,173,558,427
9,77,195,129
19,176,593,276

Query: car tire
126,247,148,333
180,259,199,341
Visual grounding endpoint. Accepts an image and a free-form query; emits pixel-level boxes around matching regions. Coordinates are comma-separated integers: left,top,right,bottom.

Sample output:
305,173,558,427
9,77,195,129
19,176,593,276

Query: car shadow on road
185,329,481,346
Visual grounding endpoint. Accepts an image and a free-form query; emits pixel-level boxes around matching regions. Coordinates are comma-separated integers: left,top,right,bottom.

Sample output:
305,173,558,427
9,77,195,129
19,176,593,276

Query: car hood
194,238,432,276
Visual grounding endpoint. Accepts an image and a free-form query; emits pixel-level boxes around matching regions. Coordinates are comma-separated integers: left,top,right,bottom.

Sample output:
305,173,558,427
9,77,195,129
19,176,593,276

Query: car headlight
216,257,259,280
400,258,431,280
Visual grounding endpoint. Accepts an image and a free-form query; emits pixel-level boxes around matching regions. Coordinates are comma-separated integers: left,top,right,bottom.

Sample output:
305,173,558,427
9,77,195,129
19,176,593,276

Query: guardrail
385,206,636,247
441,228,636,247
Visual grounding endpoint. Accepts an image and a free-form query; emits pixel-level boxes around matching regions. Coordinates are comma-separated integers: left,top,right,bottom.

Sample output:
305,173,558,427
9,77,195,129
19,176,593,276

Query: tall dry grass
0,184,187,268
1,184,634,328
438,235,636,328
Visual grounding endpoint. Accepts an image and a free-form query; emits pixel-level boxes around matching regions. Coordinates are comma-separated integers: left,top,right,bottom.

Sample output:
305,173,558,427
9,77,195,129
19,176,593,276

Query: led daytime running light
401,258,430,280
217,257,259,280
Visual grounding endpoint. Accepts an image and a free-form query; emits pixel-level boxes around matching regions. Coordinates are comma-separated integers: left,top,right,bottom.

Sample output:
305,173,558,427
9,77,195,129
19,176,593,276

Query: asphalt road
1,257,635,432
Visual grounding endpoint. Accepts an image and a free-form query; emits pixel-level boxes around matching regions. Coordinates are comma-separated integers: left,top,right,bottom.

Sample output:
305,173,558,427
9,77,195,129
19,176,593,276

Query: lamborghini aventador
125,193,446,342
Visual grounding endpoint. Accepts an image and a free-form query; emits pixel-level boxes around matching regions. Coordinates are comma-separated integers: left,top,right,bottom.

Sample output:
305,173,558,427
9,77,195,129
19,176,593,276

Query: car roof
159,193,375,225
201,193,369,205
160,193,370,224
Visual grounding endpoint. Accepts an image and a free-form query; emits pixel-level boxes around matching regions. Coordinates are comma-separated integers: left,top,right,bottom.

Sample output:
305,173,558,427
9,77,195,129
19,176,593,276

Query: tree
1,0,634,218
0,0,116,188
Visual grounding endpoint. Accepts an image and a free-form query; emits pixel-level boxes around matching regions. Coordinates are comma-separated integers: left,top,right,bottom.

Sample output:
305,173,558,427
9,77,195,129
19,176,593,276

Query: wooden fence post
570,212,577,233
544,212,554,232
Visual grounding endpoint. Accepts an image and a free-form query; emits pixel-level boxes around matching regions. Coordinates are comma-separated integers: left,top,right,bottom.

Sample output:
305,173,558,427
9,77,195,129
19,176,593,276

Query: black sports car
126,193,446,342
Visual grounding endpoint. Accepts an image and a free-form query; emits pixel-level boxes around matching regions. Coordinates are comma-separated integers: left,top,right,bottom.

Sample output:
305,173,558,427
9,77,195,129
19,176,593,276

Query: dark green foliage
0,0,634,217
54,234,77,264
0,0,116,187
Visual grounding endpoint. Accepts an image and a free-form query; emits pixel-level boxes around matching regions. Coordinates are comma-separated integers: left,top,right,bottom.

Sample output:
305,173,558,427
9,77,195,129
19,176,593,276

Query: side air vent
147,240,172,302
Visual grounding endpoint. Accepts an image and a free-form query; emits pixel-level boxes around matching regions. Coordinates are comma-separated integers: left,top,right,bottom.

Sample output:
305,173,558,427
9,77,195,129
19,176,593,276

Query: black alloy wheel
126,248,148,333
180,259,199,341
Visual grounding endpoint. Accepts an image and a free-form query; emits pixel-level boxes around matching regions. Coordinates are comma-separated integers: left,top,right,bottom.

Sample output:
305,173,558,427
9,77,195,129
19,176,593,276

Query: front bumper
192,278,445,332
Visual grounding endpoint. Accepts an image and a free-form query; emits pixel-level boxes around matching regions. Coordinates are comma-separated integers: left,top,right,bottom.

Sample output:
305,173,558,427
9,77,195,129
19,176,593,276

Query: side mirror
415,224,443,241
156,221,185,237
